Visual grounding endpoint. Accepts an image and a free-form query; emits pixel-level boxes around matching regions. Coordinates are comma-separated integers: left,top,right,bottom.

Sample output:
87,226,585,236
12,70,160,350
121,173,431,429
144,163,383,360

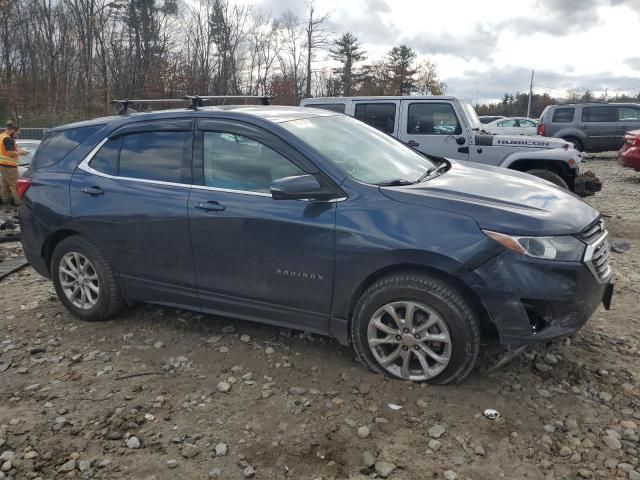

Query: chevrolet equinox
18,103,614,384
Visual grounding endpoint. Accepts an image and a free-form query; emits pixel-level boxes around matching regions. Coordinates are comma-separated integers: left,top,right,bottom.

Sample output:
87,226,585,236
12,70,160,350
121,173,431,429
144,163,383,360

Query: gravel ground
1,158,639,480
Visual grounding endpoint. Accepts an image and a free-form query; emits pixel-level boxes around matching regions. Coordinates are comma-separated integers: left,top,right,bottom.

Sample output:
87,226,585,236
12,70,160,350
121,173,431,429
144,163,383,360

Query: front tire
350,273,480,384
51,236,125,321
526,169,569,189
563,136,583,152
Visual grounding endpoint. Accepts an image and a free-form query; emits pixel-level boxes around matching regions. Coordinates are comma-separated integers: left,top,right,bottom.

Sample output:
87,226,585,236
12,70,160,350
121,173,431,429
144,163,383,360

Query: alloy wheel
58,252,100,310
367,300,452,381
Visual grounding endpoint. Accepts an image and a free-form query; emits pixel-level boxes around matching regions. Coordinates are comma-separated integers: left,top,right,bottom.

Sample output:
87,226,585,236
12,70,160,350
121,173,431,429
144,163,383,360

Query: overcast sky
255,0,640,103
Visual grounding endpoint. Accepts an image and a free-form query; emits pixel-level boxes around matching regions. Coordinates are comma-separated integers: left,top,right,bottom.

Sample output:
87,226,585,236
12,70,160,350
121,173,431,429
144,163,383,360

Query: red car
619,129,640,171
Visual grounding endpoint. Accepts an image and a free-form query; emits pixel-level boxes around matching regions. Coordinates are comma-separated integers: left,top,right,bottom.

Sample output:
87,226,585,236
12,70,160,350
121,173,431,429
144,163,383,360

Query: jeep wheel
51,236,125,321
563,136,583,152
526,169,569,189
351,273,480,384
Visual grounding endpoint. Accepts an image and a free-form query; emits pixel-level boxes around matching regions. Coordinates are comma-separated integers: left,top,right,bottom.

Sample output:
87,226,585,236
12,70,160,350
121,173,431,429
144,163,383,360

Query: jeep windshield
280,115,436,185
460,101,483,131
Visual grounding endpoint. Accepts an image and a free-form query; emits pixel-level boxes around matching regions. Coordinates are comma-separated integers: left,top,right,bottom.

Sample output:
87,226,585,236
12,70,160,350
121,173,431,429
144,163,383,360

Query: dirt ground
1,157,639,480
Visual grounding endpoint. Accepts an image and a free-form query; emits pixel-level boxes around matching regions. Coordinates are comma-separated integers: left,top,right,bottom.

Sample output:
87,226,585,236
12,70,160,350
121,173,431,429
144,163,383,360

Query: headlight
483,230,585,261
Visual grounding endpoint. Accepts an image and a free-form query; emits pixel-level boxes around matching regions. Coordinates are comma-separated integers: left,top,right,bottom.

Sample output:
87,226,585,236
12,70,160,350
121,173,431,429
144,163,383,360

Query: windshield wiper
376,178,415,186
417,161,449,182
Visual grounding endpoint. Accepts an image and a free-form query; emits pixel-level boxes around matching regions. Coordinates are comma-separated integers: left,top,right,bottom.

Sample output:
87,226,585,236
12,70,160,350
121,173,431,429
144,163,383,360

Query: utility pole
526,69,534,118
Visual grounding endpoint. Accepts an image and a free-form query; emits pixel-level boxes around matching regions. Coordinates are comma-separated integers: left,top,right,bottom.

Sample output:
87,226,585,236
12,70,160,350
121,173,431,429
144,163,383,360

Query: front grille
578,219,612,282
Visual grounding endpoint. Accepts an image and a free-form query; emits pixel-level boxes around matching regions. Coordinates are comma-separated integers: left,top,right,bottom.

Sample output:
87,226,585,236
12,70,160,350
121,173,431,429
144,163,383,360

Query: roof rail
183,95,272,109
111,96,272,115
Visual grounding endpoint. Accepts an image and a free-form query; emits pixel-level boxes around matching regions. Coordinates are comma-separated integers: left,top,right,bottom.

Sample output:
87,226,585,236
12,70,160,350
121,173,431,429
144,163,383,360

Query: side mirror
270,174,333,201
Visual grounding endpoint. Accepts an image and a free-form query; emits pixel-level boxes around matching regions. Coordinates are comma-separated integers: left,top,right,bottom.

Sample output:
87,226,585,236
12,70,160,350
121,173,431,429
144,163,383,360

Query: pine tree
329,32,366,96
385,45,417,95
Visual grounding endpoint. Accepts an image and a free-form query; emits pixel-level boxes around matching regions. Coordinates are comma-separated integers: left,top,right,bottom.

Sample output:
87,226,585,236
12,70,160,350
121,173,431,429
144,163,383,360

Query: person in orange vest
1,121,28,213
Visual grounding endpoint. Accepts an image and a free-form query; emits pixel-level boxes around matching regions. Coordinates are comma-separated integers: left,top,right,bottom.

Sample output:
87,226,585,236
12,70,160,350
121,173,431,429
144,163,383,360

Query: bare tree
303,0,330,98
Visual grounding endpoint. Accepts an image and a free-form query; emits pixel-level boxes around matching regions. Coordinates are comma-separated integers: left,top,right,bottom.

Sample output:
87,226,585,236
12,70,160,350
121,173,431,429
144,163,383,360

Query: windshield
280,115,435,184
460,101,483,131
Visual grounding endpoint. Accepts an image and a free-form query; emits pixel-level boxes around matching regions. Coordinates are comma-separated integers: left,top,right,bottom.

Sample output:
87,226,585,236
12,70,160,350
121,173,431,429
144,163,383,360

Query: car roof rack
111,96,272,115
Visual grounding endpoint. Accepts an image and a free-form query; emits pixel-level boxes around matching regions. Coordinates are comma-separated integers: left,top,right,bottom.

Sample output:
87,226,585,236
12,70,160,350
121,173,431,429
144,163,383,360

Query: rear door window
551,108,575,123
118,131,187,183
581,106,616,122
407,103,462,135
617,106,640,121
31,125,103,169
306,103,346,113
89,138,119,176
354,103,396,134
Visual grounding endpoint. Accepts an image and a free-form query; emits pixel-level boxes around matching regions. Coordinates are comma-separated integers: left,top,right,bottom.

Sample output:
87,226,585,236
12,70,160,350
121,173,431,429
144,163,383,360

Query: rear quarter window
551,108,575,123
31,125,104,169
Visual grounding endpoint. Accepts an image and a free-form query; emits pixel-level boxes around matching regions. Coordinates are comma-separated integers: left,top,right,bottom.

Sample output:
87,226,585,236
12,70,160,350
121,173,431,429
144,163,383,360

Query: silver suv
538,103,640,152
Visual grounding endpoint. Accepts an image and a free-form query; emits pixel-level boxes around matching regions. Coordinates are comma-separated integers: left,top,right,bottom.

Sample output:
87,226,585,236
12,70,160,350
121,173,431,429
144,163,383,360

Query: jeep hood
380,160,599,236
475,133,571,150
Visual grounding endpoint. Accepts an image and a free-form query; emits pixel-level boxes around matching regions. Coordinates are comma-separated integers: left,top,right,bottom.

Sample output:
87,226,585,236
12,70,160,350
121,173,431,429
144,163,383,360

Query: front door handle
81,186,104,196
407,140,420,147
194,201,225,212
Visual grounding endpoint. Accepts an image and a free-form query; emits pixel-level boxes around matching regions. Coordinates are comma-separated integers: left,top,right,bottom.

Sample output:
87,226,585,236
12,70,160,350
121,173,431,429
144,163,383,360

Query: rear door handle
407,140,419,147
194,200,225,212
81,186,104,196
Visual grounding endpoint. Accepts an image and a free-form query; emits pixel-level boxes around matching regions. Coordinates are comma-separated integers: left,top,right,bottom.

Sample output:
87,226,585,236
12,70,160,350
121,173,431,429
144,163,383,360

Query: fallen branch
115,371,165,381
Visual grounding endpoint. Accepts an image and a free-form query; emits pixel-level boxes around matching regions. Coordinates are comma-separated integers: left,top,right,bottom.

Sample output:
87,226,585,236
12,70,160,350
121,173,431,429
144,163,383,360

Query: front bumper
619,146,640,171
464,250,611,346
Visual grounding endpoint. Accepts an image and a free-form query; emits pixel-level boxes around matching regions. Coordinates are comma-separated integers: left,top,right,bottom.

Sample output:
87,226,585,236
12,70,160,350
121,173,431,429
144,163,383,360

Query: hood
380,160,599,236
476,133,571,150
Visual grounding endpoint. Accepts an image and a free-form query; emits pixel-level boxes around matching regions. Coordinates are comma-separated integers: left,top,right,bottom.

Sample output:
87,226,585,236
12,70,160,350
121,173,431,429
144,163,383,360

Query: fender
498,146,580,169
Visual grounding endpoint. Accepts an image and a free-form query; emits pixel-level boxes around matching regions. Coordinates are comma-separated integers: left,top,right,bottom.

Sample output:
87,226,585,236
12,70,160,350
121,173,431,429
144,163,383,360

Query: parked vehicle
538,102,640,152
301,96,596,195
485,117,538,136
479,115,506,124
19,99,613,384
17,139,40,176
618,129,640,171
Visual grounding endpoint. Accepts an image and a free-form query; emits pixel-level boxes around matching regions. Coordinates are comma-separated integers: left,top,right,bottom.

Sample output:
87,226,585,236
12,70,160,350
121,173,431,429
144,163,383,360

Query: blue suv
18,101,613,384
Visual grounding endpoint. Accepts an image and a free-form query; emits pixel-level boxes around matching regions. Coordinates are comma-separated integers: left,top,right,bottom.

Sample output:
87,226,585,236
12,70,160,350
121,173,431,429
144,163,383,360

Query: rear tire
526,169,569,189
563,136,583,152
51,236,125,321
350,272,480,384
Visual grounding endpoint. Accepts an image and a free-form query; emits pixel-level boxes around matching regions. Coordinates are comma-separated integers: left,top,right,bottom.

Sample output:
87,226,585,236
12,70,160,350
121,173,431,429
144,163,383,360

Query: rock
166,459,179,469
358,383,371,395
610,240,631,253
536,362,552,373
374,461,396,478
543,353,558,365
474,445,486,456
362,451,375,468
1,462,10,472
599,391,613,402
126,436,141,449
24,383,40,392
578,469,592,478
264,347,275,354
416,399,428,409
181,443,200,458
153,341,165,349
559,446,572,457
602,435,622,450
629,470,640,480
357,426,370,439
214,443,228,456
289,386,307,395
58,459,76,472
209,468,222,477
240,335,251,343
428,439,442,451
78,460,91,472
217,381,231,393
444,471,458,480
428,424,446,439
243,465,255,477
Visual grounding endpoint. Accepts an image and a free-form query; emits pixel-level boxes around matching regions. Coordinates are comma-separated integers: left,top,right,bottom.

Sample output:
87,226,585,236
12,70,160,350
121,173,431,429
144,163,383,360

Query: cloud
404,25,499,61
625,57,640,71
328,0,400,47
444,66,640,103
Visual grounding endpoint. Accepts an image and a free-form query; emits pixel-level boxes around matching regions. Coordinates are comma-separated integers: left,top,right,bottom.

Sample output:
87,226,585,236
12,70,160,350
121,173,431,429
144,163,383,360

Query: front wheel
350,273,481,384
51,236,125,321
526,169,569,189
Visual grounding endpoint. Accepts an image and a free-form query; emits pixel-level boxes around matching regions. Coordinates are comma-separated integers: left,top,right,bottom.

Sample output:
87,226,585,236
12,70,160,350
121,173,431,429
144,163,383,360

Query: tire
51,236,125,321
526,169,569,190
563,136,583,152
350,272,481,384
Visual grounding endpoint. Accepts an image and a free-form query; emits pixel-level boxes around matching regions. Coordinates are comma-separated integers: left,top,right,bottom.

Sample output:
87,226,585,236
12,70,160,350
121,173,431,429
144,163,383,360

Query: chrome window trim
78,137,345,201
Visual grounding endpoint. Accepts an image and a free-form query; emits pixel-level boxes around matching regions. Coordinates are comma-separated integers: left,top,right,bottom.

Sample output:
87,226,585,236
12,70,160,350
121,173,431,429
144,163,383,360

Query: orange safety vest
0,131,18,167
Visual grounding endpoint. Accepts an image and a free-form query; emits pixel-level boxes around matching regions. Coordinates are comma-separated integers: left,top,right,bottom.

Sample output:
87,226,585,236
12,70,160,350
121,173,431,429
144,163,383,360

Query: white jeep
300,96,601,196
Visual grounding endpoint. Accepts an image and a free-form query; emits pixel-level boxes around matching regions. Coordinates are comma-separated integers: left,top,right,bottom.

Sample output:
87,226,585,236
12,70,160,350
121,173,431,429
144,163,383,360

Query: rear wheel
51,236,125,321
350,273,480,384
563,136,583,152
526,169,569,189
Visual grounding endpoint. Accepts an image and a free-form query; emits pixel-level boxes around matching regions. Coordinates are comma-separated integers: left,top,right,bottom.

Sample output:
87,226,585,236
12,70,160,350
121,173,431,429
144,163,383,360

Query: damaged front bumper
464,250,612,346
